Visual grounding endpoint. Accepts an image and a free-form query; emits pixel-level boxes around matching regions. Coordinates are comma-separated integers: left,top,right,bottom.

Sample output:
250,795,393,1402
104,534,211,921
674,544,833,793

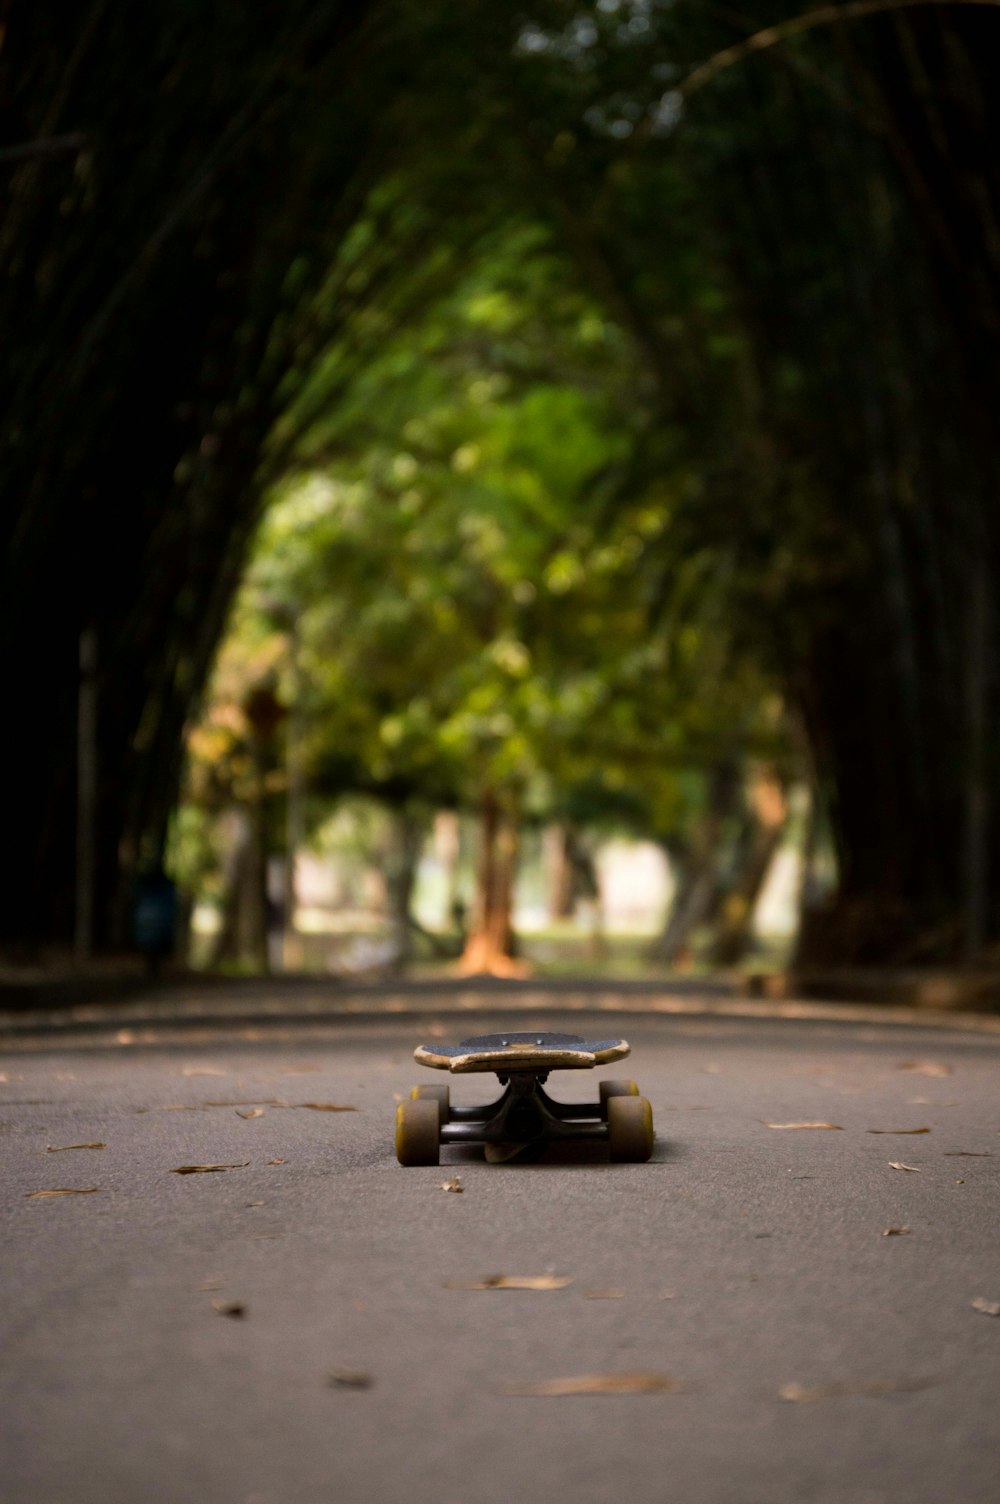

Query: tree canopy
4,0,999,965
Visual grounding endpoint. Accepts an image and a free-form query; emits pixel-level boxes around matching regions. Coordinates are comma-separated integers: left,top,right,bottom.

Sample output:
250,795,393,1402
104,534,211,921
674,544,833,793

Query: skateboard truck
395,1031,654,1165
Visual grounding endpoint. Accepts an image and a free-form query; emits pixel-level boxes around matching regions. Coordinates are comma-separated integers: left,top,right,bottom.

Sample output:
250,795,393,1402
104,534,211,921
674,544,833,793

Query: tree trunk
384,805,425,969
457,790,527,977
648,765,742,964
710,771,788,966
210,806,269,972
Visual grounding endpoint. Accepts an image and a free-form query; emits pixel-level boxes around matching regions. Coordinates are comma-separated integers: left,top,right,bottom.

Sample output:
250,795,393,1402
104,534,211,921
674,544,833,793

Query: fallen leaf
882,1226,911,1237
204,1099,285,1108
897,1061,952,1077
44,1142,105,1153
246,1200,265,1207
169,1163,250,1175
26,1187,102,1197
484,1143,532,1163
503,1372,685,1397
286,1102,357,1113
780,1378,935,1402
445,1274,574,1291
888,1162,922,1173
764,1122,843,1131
867,1127,930,1135
328,1368,373,1389
266,1158,287,1166
236,1108,265,1119
440,1177,464,1193
138,1104,205,1112
212,1300,246,1318
972,1297,1000,1317
584,1289,625,1299
182,1066,227,1077
944,1151,992,1157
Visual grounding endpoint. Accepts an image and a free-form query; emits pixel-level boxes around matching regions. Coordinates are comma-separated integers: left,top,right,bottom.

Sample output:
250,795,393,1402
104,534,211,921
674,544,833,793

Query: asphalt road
2,999,999,1504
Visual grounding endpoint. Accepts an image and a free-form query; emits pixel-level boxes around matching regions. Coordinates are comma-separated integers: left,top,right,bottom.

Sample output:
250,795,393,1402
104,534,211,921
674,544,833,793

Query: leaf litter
170,1163,250,1175
888,1162,922,1173
763,1122,843,1130
329,1368,373,1389
212,1300,246,1318
440,1177,464,1193
26,1187,102,1197
780,1377,935,1402
971,1297,1000,1317
867,1127,930,1135
897,1061,952,1077
882,1226,911,1236
45,1142,105,1152
235,1108,265,1119
503,1372,685,1397
446,1274,573,1291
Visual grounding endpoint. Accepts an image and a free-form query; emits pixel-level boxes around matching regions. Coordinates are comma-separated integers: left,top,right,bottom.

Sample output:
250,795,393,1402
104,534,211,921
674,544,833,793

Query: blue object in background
132,869,177,958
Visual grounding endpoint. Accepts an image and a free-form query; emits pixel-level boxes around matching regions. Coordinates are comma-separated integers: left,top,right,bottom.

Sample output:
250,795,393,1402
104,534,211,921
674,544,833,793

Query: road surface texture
2,987,999,1504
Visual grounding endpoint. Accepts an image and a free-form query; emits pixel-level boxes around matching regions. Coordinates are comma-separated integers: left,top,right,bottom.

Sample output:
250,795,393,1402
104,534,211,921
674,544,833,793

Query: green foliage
191,213,789,871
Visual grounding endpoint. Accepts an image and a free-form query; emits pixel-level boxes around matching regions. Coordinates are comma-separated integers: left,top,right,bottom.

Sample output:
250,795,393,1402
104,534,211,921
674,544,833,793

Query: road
2,991,999,1504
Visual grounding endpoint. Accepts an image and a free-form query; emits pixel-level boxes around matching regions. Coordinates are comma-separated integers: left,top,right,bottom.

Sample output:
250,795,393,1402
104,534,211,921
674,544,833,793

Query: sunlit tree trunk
457,789,527,977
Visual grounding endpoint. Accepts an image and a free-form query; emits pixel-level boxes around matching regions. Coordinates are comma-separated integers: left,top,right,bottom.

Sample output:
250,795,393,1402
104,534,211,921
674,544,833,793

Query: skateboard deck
414,1030,631,1075
396,1030,654,1166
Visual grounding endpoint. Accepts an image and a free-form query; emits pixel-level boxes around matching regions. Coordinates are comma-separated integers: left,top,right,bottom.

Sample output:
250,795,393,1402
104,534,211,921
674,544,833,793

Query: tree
185,213,790,972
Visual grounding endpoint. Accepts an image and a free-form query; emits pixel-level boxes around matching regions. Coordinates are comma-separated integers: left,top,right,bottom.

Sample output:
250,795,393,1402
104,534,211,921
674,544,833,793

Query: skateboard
395,1030,654,1165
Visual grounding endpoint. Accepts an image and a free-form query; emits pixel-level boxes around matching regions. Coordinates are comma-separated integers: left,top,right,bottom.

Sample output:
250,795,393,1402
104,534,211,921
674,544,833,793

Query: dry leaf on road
266,1158,287,1166
440,1177,464,1193
284,1102,357,1112
169,1163,250,1175
182,1066,228,1077
204,1099,285,1108
888,1162,922,1173
867,1127,930,1135
882,1226,911,1237
236,1108,265,1119
763,1121,843,1130
212,1300,246,1317
503,1372,685,1396
26,1187,102,1197
780,1377,934,1402
944,1151,992,1157
897,1061,952,1077
446,1274,574,1291
328,1368,373,1388
45,1143,105,1152
971,1297,1000,1317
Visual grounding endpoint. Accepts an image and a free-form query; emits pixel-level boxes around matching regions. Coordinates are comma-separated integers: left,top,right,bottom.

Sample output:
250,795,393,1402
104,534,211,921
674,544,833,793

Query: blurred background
2,0,997,996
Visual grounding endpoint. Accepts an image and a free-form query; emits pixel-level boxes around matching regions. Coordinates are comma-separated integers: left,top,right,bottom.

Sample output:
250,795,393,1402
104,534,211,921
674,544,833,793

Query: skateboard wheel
410,1083,450,1123
395,1099,440,1166
607,1095,654,1162
599,1079,640,1118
